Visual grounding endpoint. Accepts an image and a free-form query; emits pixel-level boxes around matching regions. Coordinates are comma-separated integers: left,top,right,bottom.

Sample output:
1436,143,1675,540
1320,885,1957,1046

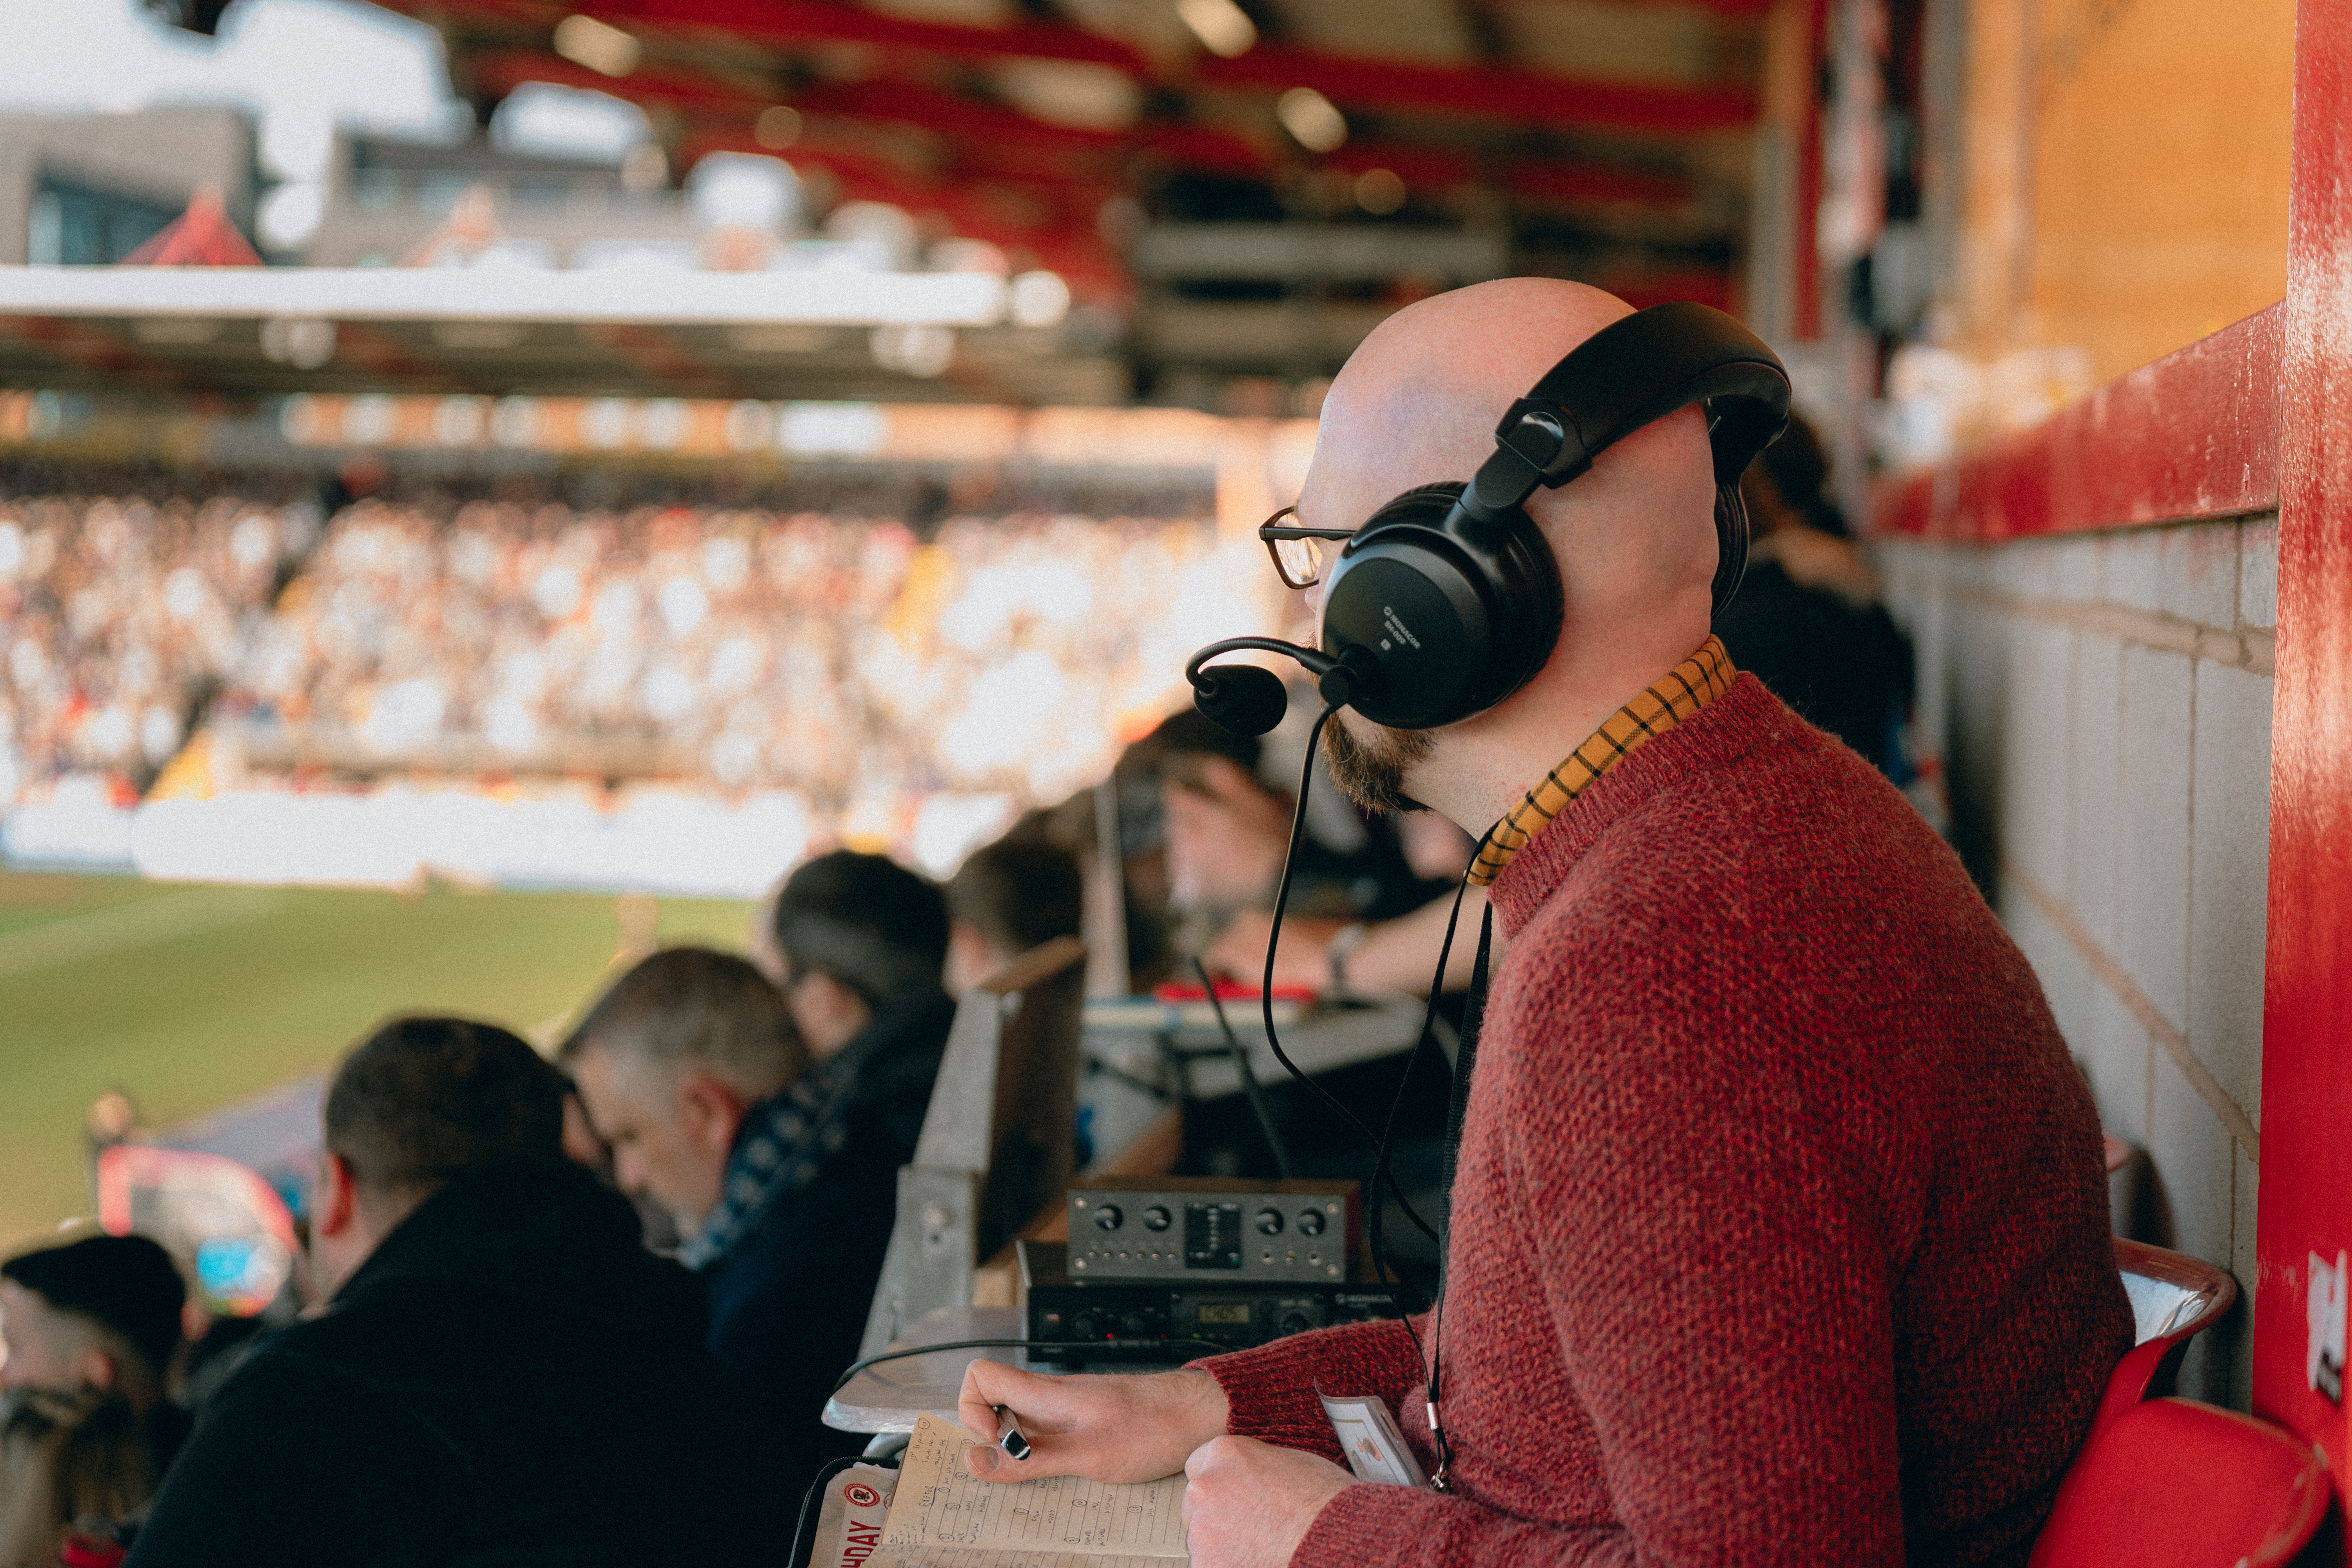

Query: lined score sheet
872,1412,1190,1568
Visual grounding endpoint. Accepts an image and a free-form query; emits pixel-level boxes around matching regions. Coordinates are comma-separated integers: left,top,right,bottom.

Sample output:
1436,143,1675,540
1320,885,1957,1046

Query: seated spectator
944,836,1083,992
1714,413,1917,773
1205,813,1485,998
566,858,951,1495
126,1017,768,1568
0,1235,190,1567
943,835,1089,1243
558,945,806,1250
1149,709,1442,950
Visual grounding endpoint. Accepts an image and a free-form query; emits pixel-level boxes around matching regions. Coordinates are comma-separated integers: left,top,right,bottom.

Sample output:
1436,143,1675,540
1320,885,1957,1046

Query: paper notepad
872,1412,1191,1568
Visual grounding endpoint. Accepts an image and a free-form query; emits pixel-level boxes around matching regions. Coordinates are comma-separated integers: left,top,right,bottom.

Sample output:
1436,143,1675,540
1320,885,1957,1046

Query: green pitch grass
0,870,755,1254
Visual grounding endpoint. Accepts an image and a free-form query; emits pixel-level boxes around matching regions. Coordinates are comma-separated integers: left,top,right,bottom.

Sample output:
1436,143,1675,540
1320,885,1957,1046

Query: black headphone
1189,301,1793,737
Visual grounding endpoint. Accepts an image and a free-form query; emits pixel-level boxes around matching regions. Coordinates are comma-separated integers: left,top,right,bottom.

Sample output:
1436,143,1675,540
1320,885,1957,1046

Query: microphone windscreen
1193,664,1289,737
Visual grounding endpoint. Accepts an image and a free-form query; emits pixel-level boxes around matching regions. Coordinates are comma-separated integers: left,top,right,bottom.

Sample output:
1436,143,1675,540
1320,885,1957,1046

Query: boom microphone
1185,636,1375,738
1190,662,1289,737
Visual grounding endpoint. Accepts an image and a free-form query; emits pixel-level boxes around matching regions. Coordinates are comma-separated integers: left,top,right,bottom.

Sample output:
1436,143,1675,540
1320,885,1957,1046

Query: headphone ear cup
1319,483,1562,731
1711,482,1750,616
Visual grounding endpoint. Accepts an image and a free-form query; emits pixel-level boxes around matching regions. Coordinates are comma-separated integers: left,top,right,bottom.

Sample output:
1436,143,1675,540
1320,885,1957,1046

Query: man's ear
675,1072,752,1161
314,1151,360,1238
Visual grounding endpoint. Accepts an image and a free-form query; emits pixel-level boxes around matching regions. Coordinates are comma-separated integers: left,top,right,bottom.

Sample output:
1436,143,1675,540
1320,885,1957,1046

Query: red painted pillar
1795,0,1829,339
2254,0,2352,1495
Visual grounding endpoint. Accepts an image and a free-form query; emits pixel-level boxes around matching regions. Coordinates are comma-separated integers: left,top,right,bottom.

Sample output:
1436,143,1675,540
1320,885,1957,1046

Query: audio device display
1066,1178,1359,1284
1019,1241,1400,1363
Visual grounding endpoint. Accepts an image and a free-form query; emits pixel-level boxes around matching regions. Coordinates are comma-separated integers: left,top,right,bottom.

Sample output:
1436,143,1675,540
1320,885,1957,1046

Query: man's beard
1320,713,1433,813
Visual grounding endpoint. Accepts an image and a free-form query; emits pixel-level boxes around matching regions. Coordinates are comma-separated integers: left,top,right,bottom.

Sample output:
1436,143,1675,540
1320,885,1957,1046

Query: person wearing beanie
0,1234,192,1567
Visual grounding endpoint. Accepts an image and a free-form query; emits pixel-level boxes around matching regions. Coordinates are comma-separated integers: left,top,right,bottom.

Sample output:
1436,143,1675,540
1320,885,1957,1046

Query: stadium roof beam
0,266,1011,326
408,0,1754,138
582,0,1149,70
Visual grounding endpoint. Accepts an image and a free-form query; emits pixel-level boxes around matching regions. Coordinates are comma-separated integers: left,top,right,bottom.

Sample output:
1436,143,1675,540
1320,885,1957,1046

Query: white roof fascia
0,267,1009,327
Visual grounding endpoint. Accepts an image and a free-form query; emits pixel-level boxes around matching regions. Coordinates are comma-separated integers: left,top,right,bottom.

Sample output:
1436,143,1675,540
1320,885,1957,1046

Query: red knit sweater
1203,674,2132,1567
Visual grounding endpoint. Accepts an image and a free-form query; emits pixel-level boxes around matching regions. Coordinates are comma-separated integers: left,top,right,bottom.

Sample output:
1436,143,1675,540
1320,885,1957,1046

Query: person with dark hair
767,849,952,1058
944,837,1083,992
1,1235,190,1566
126,1017,769,1568
1714,412,1918,774
568,865,951,1498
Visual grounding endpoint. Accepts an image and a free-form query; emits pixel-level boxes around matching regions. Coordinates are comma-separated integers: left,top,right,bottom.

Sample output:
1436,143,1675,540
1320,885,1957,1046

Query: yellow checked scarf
1466,637,1736,887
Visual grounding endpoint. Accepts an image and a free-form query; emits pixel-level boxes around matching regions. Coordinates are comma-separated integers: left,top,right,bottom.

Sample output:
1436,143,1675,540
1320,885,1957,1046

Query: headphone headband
1193,298,1793,738
1462,302,1791,523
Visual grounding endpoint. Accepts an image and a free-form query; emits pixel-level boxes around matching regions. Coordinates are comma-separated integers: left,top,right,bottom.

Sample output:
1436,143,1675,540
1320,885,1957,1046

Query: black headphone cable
1256,700,1439,1249
1192,953,1297,1180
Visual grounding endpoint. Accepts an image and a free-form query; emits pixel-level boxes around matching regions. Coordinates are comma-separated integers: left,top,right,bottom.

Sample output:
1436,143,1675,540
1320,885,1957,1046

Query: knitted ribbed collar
1466,635,1736,888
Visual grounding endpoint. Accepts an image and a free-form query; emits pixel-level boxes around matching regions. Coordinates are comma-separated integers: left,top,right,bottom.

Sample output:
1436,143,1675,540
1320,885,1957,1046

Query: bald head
1303,279,1718,608
1302,279,1728,827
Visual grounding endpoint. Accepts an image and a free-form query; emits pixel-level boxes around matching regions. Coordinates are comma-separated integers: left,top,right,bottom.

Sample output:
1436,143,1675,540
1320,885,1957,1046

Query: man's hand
1182,1436,1354,1568
957,1362,1229,1484
1205,912,1347,991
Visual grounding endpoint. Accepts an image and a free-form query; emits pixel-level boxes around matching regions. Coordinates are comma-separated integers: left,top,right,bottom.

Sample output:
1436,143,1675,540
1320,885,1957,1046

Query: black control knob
1094,1204,1123,1231
1123,1311,1156,1335
1255,1207,1284,1236
1072,1312,1100,1339
1295,1209,1326,1237
1279,1312,1312,1336
1142,1204,1172,1231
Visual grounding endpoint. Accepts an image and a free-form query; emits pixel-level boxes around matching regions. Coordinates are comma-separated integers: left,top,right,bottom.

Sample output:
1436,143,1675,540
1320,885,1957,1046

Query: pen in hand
994,1405,1031,1462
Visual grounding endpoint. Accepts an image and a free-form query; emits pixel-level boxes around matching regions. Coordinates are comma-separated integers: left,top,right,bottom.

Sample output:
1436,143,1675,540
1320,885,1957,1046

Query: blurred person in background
574,857,951,1486
127,1017,769,1568
1150,709,1443,955
1141,709,1456,1216
0,1236,190,1568
943,833,1089,1244
1203,812,1486,999
1712,414,1916,775
559,946,870,1489
943,836,1084,993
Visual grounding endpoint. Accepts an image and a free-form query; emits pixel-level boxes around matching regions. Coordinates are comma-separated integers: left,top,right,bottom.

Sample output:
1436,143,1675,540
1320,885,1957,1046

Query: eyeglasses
1258,506,1357,590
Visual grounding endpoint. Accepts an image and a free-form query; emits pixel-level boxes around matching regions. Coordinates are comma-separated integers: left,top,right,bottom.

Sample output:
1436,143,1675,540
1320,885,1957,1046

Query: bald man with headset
957,279,2131,1568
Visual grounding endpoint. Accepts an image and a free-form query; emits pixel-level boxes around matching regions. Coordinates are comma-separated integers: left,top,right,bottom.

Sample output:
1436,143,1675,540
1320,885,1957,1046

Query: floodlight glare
552,14,641,78
1008,270,1072,329
1176,0,1257,57
1276,87,1347,153
1354,167,1407,214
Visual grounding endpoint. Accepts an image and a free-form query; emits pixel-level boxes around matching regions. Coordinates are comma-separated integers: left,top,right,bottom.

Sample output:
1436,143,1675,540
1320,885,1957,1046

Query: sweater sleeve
1192,1316,1427,1465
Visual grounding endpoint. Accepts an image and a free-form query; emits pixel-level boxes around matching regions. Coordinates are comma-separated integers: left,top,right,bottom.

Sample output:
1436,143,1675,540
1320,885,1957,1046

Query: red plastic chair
2028,1398,2328,1568
2024,1241,2324,1568
2093,1238,2236,1435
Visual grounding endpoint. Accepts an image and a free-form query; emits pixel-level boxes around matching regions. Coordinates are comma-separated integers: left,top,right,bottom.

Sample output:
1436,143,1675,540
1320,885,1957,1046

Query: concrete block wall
1877,515,2276,1409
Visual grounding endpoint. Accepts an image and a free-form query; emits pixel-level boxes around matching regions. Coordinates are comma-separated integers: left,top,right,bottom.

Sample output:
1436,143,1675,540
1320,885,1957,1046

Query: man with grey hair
565,881,949,1498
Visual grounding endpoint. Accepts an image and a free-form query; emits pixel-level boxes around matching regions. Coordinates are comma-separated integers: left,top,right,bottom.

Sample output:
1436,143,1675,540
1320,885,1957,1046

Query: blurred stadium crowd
0,479,316,804
0,465,1270,875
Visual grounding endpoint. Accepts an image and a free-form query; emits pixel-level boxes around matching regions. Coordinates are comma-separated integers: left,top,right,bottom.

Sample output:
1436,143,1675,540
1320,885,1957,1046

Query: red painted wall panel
1867,304,2283,540
2255,0,2352,1497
